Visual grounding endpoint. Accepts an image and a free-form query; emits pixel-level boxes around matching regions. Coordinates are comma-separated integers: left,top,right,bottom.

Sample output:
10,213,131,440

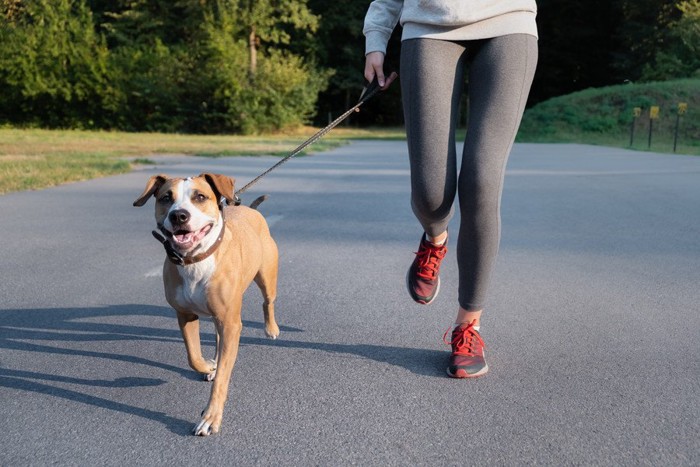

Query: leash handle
235,72,397,196
358,72,398,104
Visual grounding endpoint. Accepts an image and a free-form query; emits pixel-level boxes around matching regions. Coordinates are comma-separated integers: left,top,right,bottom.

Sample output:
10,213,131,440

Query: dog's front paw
265,322,280,340
193,409,222,436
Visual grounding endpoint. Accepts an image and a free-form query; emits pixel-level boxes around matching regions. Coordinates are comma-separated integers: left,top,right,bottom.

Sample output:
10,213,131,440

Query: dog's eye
194,193,207,203
158,193,172,203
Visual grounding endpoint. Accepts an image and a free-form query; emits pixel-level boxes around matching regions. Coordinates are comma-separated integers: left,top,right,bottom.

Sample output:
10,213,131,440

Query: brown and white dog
133,173,279,436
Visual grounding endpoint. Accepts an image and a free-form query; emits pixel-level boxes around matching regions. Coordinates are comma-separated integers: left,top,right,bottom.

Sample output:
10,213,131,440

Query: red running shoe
444,320,488,378
406,234,447,305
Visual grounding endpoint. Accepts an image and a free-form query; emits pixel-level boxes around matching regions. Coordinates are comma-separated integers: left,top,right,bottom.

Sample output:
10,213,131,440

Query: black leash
234,73,396,202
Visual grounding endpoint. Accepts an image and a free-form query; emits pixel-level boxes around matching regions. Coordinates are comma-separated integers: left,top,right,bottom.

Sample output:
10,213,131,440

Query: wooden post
674,103,688,153
630,107,641,147
648,106,659,149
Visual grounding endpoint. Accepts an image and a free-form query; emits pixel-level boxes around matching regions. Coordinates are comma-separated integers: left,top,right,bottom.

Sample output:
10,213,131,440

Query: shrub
0,0,112,128
107,41,192,132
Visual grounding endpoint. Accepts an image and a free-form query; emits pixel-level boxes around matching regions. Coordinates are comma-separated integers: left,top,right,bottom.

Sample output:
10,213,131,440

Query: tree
641,0,700,80
194,0,330,133
676,0,700,52
87,0,330,133
612,0,681,81
0,0,114,127
89,0,204,47
235,0,319,77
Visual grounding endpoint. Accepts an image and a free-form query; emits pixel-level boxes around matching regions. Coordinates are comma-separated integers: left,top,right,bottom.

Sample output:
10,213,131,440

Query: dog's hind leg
254,247,279,339
177,310,217,379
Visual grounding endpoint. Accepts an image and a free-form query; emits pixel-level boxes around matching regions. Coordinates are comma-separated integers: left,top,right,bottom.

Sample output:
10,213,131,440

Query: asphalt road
1,141,698,465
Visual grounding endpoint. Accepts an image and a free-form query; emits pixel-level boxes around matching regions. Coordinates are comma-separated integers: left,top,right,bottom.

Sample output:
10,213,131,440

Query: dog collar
153,202,227,266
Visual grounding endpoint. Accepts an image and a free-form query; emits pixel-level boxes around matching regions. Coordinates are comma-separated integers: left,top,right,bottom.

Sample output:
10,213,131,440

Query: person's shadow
0,304,444,436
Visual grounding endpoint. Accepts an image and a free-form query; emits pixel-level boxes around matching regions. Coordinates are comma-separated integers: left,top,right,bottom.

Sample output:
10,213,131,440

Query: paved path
1,142,698,465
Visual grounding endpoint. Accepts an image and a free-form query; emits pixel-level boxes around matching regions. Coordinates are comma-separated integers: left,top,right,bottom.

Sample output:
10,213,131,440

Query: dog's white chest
171,257,216,316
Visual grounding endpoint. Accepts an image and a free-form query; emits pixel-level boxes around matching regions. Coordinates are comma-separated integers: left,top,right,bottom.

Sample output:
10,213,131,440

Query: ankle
455,308,482,328
426,232,447,246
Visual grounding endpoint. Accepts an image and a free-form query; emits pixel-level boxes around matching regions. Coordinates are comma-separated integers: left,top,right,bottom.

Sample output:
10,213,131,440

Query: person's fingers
382,71,398,90
374,68,386,87
364,51,386,86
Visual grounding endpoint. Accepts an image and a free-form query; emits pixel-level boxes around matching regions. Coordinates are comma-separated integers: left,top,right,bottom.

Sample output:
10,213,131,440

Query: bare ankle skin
426,231,448,246
456,308,482,327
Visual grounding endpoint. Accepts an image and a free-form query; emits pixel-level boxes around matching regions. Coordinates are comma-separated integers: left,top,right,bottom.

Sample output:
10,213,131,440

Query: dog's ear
133,174,168,207
200,173,235,205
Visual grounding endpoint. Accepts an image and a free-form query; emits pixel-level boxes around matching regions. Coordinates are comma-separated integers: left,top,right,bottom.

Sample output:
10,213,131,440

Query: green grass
517,78,700,155
1,152,132,194
0,126,404,194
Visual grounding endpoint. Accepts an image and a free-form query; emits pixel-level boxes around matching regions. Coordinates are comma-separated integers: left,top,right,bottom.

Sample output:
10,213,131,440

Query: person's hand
364,51,397,90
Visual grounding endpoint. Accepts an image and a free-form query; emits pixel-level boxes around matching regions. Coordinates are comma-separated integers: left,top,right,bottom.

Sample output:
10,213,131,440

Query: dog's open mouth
170,223,214,250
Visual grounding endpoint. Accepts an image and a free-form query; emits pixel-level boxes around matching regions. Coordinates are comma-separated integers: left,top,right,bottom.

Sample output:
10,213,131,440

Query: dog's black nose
169,209,190,225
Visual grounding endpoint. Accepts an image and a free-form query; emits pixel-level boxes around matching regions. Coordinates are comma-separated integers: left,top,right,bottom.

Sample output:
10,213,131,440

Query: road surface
1,142,698,465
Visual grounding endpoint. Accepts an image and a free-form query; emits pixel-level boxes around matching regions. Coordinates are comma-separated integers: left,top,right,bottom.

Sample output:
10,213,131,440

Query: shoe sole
406,270,440,305
446,363,489,378
446,349,489,378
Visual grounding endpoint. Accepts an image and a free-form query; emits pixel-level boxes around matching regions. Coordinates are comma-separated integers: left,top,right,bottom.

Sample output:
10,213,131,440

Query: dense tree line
0,0,329,132
1,0,698,132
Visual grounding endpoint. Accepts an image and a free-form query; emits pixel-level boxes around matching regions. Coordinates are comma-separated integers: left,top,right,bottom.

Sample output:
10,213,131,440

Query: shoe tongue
454,323,480,332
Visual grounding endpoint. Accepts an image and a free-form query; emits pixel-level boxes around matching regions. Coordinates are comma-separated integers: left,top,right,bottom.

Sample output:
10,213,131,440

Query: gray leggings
400,34,538,310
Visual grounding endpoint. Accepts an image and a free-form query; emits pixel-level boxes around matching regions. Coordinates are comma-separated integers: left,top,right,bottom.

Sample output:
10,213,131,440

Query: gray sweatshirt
364,0,538,54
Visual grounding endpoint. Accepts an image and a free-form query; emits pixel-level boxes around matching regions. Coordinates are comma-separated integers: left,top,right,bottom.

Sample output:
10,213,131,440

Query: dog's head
133,173,235,253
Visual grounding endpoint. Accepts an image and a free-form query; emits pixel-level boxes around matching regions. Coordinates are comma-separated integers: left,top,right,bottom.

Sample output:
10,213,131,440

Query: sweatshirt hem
402,11,538,42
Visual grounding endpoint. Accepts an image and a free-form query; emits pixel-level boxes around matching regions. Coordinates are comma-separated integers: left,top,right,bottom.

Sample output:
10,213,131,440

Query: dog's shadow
0,304,443,436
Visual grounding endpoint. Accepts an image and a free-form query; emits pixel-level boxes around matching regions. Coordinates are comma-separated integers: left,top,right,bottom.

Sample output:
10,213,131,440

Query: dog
133,173,279,436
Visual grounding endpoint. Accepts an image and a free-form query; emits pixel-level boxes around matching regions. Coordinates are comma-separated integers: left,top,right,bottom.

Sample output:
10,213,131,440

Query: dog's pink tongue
174,232,194,245
173,225,211,247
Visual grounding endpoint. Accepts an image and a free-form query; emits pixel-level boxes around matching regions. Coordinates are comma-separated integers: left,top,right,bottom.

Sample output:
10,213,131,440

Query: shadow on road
243,336,446,378
0,304,195,434
0,303,443,436
0,373,193,435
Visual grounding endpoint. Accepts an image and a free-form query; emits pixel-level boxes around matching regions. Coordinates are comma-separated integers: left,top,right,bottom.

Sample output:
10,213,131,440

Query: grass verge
517,78,700,155
0,127,405,194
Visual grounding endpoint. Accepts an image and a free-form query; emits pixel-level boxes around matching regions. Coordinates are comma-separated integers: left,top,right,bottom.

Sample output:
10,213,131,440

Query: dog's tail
249,195,269,210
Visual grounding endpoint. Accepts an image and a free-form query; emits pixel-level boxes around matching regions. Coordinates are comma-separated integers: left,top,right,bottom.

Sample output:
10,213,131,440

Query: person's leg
400,38,467,304
447,34,538,378
400,38,467,238
457,34,538,316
